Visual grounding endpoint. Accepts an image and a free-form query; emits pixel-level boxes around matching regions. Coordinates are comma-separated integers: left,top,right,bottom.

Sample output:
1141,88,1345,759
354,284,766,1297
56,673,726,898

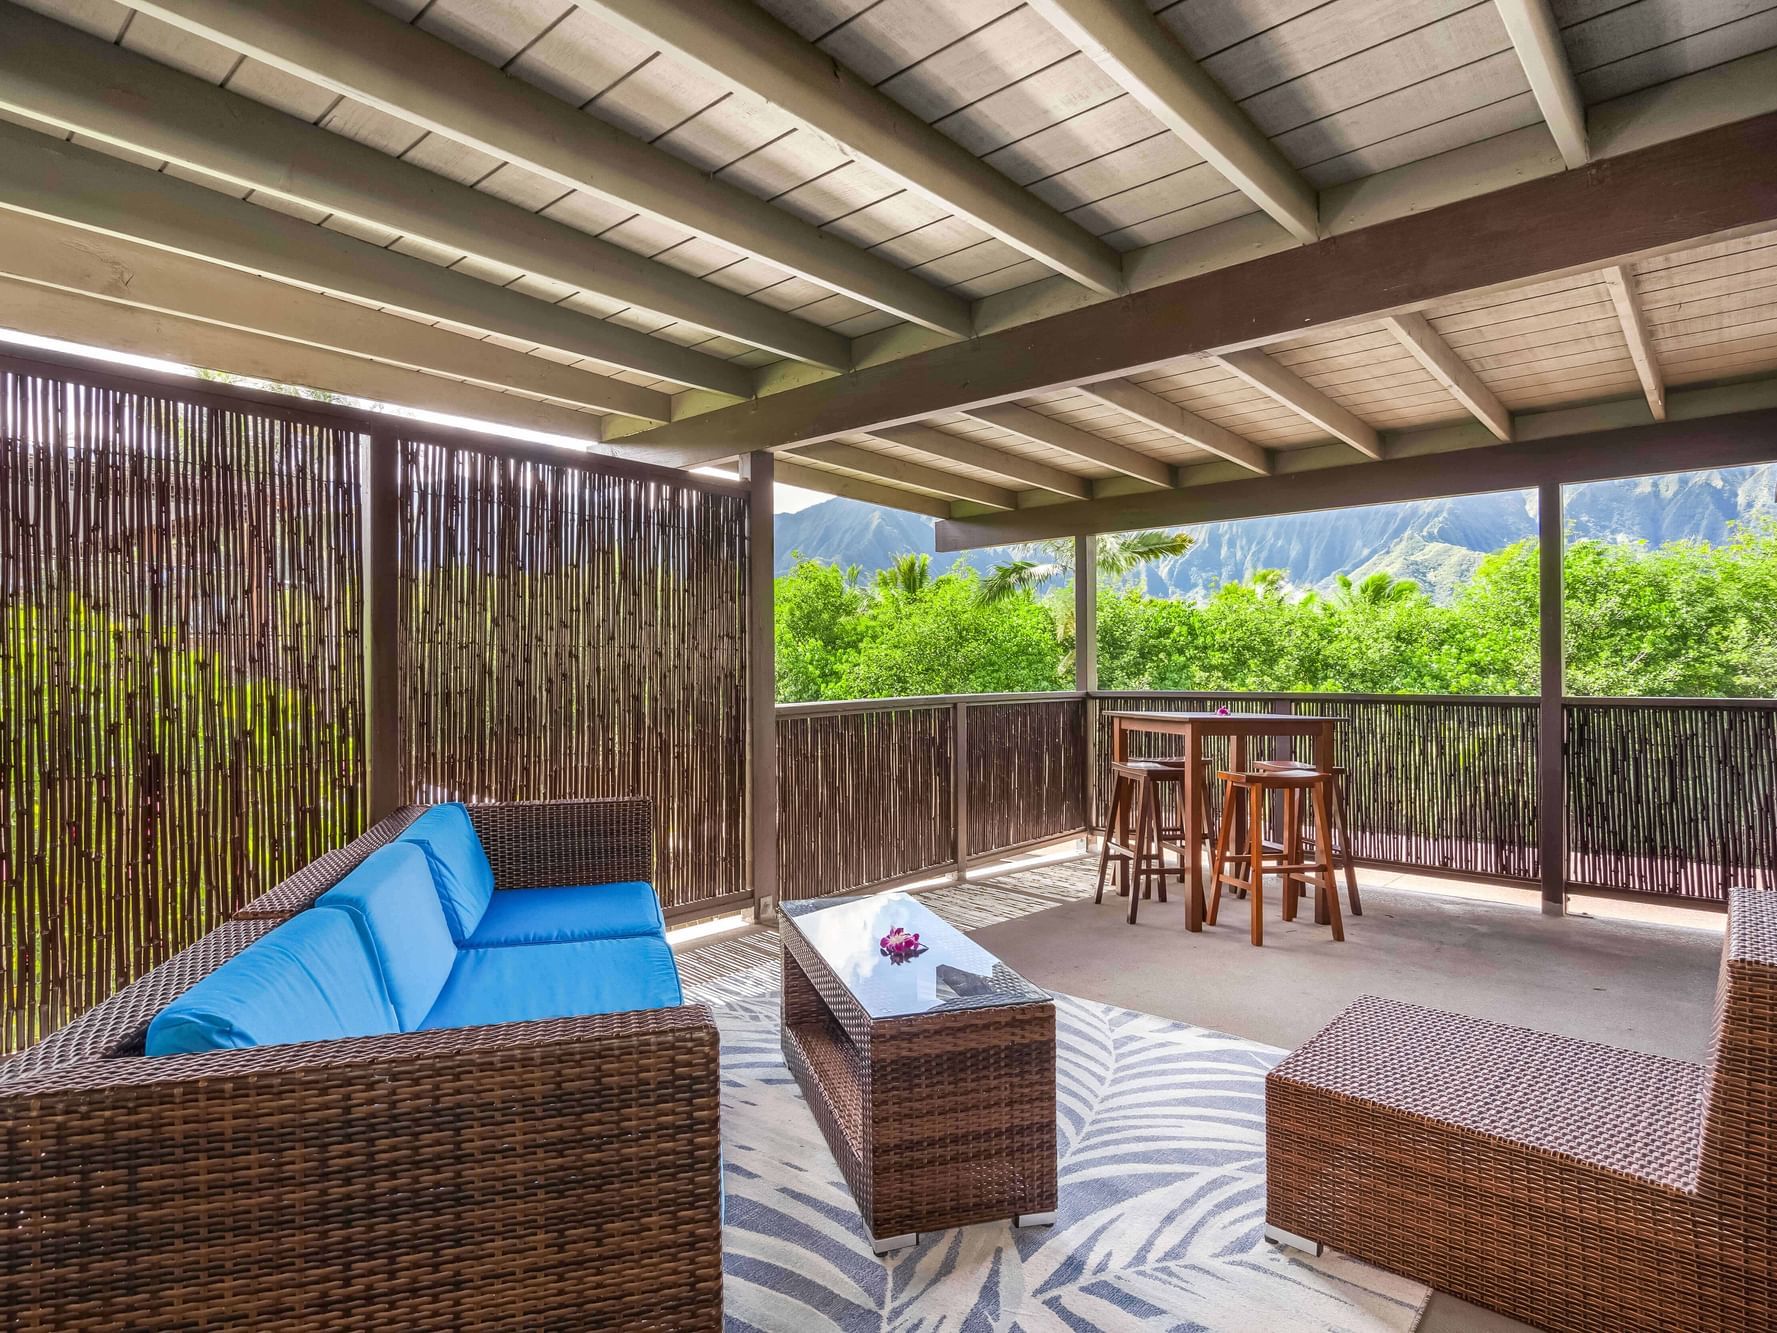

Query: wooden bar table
1104,711,1343,932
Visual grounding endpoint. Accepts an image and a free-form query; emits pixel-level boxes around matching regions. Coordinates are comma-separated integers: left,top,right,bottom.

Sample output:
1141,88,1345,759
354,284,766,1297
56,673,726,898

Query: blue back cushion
316,843,458,1030
145,909,398,1056
398,803,495,943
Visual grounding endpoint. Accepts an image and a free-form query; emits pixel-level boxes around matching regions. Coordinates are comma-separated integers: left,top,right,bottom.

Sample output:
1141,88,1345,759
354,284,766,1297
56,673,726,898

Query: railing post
953,698,970,881
741,451,779,922
361,426,401,823
1076,535,1098,834
1537,480,1567,916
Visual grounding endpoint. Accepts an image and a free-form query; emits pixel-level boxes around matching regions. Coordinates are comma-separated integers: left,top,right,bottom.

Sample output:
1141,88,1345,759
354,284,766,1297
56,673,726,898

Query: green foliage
775,521,1777,702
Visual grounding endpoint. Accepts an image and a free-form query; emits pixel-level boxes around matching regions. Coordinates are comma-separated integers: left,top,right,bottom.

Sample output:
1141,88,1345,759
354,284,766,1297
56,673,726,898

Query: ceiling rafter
1026,0,1319,244
0,125,699,414
615,111,1777,461
0,2,849,371
793,442,1017,510
1081,379,1269,475
127,0,973,338
867,423,1091,499
1600,266,1667,421
1211,351,1382,459
0,275,609,442
961,402,1173,488
1382,313,1514,441
0,210,658,419
581,0,1123,298
775,458,954,519
1495,0,1589,170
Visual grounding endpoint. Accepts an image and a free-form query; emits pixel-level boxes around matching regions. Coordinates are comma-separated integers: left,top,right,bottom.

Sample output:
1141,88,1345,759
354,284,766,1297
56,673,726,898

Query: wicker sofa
1,798,723,1332
1265,886,1775,1333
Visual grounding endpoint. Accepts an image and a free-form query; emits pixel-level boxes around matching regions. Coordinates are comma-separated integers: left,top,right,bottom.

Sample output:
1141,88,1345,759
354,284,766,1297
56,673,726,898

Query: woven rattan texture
1266,887,1777,1332
0,920,277,1080
2,362,367,1053
779,912,1057,1240
468,797,652,890
394,435,746,916
2,1006,724,1330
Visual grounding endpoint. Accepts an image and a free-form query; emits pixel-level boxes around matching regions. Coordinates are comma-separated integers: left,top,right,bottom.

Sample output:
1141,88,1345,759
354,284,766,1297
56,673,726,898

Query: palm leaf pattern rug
717,991,1429,1332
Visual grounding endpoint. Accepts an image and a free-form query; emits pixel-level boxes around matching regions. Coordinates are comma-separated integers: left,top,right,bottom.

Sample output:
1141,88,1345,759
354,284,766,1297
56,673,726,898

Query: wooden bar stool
1208,768,1344,947
1254,759,1363,917
1094,759,1211,924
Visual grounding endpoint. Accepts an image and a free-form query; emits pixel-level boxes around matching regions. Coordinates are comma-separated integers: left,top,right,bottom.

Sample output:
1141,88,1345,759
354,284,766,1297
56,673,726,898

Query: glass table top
780,893,1051,1020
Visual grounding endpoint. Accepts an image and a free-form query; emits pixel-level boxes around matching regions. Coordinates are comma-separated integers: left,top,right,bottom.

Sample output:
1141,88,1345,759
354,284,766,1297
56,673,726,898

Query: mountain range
775,464,1777,604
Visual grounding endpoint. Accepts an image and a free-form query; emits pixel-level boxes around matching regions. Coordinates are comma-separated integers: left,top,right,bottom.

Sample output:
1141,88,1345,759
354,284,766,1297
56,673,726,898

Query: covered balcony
3,2,1776,1331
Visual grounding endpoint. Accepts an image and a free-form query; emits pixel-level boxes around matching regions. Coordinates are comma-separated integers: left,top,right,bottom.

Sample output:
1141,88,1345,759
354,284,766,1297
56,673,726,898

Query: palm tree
1331,570,1421,608
873,552,931,599
977,529,1196,605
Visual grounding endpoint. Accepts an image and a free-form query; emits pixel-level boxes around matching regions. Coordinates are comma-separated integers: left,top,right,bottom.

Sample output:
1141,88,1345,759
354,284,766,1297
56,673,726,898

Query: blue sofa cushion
145,909,398,1056
398,803,495,943
420,935,683,1032
316,843,457,1030
464,881,665,949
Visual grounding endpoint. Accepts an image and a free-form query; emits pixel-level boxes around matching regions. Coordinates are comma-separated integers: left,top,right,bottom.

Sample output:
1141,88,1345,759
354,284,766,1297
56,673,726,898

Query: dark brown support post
1537,481,1566,916
1075,535,1098,837
361,426,401,823
953,698,971,881
740,451,779,921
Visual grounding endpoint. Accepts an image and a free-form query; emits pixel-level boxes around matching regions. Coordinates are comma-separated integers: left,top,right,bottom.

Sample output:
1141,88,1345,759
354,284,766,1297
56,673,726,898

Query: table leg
1229,734,1249,870
1312,723,1333,925
1184,729,1203,931
1111,719,1130,892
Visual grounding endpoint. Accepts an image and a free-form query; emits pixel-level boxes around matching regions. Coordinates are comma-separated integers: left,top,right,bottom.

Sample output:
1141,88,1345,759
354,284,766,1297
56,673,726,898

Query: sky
0,326,830,514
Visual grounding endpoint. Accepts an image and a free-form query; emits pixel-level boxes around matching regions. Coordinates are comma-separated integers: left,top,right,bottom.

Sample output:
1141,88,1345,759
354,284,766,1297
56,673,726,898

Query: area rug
716,990,1429,1332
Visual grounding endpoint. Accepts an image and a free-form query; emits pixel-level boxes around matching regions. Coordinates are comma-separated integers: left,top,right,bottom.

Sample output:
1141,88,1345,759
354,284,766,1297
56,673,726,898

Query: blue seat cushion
420,935,683,1032
398,803,495,943
464,881,665,949
316,843,457,1030
146,908,398,1056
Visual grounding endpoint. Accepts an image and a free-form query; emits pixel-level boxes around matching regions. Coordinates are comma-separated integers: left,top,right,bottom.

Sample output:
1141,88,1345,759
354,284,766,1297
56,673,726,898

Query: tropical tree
872,552,932,601
976,529,1197,605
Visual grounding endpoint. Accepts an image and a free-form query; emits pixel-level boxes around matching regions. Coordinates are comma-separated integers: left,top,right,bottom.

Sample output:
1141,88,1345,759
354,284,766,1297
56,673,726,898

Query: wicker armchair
1,800,723,1332
1265,887,1776,1333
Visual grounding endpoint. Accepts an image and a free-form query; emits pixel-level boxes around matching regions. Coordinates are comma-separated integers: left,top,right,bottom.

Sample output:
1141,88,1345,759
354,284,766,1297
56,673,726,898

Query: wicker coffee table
779,893,1058,1253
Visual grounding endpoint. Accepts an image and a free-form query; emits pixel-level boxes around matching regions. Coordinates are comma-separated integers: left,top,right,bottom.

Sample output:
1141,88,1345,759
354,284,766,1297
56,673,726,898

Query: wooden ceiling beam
1600,266,1667,421
0,125,724,415
1212,350,1382,459
794,443,1017,509
0,210,660,419
1081,379,1270,474
1382,312,1514,441
775,459,954,519
0,276,610,442
1027,0,1318,244
582,0,1122,298
128,0,972,338
1495,0,1589,169
937,392,1777,549
962,401,1173,488
867,423,1091,499
0,4,849,370
617,110,1777,458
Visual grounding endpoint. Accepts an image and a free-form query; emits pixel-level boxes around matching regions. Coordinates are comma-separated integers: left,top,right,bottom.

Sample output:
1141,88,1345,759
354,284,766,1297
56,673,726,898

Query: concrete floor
970,861,1728,1331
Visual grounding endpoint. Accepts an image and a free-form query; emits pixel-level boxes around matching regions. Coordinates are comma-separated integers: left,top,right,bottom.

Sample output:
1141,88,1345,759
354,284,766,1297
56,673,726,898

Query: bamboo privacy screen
1,361,366,1053
1566,700,1777,897
394,436,749,914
